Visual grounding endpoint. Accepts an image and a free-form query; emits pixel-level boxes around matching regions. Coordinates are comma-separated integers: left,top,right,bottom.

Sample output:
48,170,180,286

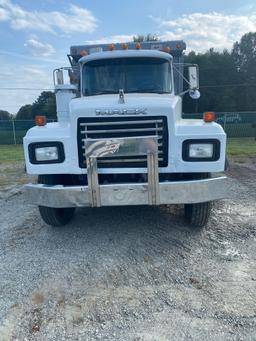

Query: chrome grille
77,116,168,168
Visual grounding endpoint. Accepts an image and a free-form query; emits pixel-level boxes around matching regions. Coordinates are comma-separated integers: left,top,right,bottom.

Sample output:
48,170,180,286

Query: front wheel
38,206,75,227
184,173,212,228
38,175,75,226
184,201,212,227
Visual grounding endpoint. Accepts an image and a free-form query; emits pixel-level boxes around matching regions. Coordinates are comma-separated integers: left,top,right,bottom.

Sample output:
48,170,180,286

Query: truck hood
70,94,181,118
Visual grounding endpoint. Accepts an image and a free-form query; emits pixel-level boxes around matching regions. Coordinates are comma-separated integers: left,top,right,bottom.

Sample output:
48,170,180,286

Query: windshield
82,57,172,96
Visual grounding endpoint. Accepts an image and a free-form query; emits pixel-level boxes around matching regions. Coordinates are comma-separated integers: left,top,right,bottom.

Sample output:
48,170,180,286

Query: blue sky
0,0,256,114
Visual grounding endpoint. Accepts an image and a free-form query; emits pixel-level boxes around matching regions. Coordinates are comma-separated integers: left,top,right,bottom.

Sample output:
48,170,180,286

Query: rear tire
184,173,212,228
38,175,75,227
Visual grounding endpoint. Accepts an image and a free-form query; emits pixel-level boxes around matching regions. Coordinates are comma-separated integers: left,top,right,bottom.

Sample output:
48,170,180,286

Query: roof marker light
163,47,171,53
80,50,88,57
108,43,115,51
121,43,128,49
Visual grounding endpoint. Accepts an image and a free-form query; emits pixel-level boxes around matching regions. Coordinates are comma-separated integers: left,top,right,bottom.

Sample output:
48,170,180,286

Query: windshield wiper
127,89,170,94
85,90,118,96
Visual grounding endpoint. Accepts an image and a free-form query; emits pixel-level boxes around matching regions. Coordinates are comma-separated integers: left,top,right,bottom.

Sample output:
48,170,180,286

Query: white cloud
0,7,8,20
151,12,256,52
0,0,97,34
85,34,135,45
24,38,55,57
0,62,53,114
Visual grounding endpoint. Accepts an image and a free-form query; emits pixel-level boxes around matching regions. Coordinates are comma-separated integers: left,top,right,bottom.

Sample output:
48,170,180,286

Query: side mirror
188,66,199,90
189,89,200,100
56,69,64,85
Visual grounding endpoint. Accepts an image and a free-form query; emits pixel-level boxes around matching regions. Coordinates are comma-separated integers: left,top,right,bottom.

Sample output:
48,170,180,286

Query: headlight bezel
182,139,220,162
28,142,65,164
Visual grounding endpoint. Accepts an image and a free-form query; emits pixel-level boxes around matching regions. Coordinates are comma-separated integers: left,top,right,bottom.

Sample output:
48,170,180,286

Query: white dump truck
23,40,228,227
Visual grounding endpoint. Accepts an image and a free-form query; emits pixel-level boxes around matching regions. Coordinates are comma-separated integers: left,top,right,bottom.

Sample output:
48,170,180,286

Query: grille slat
80,119,163,126
81,142,163,149
77,116,168,168
95,157,164,164
81,127,163,134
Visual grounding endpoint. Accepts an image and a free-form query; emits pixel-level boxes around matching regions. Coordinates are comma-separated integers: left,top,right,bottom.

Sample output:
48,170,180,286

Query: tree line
0,32,256,120
183,32,256,113
0,91,56,120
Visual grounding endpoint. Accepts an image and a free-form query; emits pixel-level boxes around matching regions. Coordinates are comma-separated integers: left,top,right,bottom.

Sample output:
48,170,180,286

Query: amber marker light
203,112,215,123
135,43,141,49
80,50,88,57
163,47,171,53
121,43,128,49
35,115,46,126
109,43,115,51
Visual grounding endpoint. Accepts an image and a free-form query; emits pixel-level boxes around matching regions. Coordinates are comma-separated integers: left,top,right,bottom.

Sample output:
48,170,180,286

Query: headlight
35,146,58,161
189,144,213,158
28,142,65,164
182,139,220,161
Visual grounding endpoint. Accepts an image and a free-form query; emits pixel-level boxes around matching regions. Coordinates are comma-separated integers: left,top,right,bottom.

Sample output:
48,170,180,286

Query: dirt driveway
0,158,255,340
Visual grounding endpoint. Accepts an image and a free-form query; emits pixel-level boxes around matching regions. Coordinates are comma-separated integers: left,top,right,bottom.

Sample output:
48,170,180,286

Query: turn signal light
135,43,141,49
35,115,46,126
203,112,215,123
109,43,115,51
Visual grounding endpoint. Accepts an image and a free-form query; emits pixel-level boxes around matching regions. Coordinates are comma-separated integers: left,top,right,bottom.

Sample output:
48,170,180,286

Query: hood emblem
118,89,125,104
95,108,147,116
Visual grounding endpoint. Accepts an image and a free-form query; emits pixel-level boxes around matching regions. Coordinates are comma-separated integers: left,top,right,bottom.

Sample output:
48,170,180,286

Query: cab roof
79,49,173,64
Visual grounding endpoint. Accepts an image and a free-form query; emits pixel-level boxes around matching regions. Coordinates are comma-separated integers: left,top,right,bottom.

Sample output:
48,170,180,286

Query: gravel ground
0,158,255,341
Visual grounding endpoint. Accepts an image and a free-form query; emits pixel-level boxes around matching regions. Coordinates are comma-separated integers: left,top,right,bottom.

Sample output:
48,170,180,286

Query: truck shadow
44,204,204,256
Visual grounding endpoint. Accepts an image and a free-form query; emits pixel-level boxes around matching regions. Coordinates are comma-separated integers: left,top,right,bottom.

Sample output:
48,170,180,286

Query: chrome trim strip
85,157,164,163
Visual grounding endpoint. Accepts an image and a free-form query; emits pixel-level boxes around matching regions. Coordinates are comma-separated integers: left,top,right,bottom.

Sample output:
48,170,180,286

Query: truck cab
23,41,228,227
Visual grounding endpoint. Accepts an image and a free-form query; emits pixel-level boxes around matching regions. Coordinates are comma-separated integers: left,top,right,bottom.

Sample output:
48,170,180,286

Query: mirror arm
173,64,191,87
178,89,191,97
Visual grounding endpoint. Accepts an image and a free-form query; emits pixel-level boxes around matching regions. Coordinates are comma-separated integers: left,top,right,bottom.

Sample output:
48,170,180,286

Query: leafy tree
184,48,240,112
15,91,57,120
0,110,11,120
232,32,256,73
183,32,256,113
133,34,159,42
31,91,57,119
231,32,256,111
16,104,33,120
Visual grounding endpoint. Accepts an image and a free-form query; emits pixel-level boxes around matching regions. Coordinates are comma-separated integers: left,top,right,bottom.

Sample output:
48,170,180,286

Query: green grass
0,138,255,163
227,138,256,156
0,145,24,163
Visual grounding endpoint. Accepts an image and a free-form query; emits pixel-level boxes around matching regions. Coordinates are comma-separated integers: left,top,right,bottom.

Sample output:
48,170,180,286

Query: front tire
184,173,212,228
184,201,212,227
38,175,75,227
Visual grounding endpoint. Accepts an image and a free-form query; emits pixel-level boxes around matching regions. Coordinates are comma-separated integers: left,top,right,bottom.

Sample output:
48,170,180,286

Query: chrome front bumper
24,176,228,208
